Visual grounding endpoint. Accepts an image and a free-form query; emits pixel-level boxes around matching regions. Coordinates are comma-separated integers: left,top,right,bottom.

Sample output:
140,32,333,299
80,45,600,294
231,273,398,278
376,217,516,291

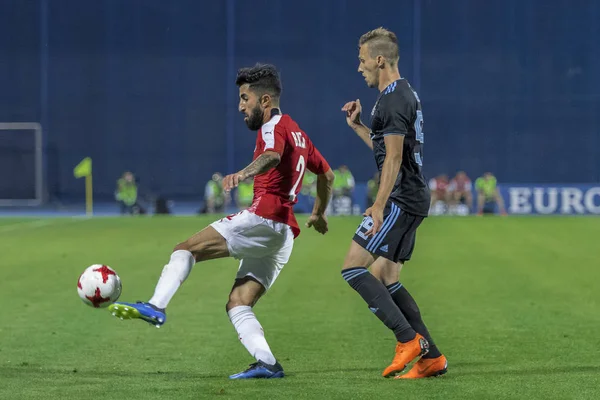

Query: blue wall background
1,0,599,201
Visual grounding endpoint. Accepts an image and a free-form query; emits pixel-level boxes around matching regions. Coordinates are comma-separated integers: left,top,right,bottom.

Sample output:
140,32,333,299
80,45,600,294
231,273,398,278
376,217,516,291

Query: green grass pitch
1,215,599,399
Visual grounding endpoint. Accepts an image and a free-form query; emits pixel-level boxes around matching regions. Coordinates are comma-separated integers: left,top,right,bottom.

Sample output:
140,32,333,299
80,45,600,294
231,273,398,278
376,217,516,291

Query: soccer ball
77,264,122,308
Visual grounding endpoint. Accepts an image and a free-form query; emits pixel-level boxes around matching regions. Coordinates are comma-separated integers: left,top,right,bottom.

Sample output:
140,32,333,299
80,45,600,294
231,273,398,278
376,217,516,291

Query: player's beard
367,70,379,88
245,104,264,131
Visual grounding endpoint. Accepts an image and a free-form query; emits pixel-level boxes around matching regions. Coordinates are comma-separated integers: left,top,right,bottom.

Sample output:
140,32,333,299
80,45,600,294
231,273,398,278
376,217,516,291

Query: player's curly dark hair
235,63,282,99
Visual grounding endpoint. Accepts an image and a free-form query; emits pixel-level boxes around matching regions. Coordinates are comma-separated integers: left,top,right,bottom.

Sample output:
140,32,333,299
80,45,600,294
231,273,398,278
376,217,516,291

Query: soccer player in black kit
340,27,447,379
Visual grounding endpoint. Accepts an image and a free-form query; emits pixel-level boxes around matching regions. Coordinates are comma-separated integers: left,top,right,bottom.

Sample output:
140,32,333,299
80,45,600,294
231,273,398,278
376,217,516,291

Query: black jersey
369,79,430,216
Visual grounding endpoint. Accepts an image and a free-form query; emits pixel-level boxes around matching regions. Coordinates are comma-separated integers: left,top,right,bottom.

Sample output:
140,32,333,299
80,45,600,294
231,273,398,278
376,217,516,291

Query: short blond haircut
359,27,399,66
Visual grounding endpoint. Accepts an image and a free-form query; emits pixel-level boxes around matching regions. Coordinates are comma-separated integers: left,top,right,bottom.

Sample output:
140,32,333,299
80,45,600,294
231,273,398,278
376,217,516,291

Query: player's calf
108,226,231,326
341,242,416,344
226,277,265,310
384,282,442,360
227,277,281,374
147,226,229,310
146,249,195,310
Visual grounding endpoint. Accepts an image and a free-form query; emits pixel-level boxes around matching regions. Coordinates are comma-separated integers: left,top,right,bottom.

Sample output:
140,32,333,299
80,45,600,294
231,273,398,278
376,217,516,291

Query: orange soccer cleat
382,333,429,377
395,354,448,379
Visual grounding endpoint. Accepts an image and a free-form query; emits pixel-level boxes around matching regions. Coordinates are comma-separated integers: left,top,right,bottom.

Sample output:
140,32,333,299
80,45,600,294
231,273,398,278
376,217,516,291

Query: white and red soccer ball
77,264,122,308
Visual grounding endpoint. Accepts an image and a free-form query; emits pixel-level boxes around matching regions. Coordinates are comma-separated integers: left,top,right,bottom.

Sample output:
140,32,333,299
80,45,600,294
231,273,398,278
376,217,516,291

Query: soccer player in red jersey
110,64,335,379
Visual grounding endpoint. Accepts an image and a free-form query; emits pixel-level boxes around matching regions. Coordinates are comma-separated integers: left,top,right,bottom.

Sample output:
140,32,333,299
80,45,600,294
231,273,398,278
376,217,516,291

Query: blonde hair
359,27,399,66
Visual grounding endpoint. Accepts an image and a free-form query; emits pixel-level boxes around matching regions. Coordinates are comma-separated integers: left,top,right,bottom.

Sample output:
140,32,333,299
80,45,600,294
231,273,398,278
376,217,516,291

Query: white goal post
0,122,43,206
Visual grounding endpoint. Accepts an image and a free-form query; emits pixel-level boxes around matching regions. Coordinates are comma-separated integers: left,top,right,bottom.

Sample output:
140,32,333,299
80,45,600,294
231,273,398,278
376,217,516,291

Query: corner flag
73,157,92,178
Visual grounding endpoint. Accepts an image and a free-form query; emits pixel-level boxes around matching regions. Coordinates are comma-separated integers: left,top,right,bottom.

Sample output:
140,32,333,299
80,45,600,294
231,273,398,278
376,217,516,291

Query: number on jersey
288,131,308,201
414,110,424,166
355,216,374,241
414,110,424,144
289,155,305,201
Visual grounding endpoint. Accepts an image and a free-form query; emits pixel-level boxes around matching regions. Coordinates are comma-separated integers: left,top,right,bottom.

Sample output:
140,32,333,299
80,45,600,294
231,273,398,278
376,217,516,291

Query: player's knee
173,242,191,253
379,270,399,286
342,253,367,271
173,242,203,264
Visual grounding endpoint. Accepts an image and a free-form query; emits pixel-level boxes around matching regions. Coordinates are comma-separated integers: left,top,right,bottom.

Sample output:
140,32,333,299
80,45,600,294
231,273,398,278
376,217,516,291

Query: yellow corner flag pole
73,157,93,216
85,174,93,216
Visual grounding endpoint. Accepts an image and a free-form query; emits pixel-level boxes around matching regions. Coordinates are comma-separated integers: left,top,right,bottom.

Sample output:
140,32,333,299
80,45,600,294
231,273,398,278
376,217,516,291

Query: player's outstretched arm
364,135,404,236
223,151,281,192
306,168,335,235
342,99,373,150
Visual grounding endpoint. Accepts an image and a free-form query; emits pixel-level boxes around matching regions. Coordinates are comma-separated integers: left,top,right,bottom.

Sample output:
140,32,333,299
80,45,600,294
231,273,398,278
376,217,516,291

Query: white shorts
210,210,294,289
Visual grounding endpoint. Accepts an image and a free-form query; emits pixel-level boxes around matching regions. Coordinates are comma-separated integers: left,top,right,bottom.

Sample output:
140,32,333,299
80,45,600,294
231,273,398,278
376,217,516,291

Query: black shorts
353,201,424,263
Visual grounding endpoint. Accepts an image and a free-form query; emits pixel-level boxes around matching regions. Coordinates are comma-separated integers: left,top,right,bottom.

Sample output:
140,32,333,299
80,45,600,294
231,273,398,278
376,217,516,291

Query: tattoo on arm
240,151,281,180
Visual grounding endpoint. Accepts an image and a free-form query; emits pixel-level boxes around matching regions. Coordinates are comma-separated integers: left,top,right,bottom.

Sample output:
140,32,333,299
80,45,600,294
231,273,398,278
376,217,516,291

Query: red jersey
449,177,472,192
429,177,449,193
248,113,330,238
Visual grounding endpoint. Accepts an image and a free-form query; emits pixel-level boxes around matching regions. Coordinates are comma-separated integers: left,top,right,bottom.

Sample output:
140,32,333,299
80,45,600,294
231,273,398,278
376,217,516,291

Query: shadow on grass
5,362,598,380
457,364,600,377
1,364,383,380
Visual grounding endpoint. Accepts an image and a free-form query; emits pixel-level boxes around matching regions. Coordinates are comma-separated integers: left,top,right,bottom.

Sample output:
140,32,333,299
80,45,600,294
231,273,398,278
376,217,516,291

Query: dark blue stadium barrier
2,0,599,203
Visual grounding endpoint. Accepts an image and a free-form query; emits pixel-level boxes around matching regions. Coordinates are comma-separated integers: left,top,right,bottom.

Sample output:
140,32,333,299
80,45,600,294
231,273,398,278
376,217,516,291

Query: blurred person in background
448,171,473,215
475,172,507,216
236,177,254,210
428,174,450,215
200,172,228,214
367,171,380,208
301,171,317,199
115,171,145,215
333,165,356,197
332,165,356,215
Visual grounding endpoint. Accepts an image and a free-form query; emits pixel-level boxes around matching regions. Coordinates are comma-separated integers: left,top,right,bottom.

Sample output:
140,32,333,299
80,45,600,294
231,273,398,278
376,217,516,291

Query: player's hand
341,99,363,127
364,204,384,237
222,172,243,192
306,214,328,235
